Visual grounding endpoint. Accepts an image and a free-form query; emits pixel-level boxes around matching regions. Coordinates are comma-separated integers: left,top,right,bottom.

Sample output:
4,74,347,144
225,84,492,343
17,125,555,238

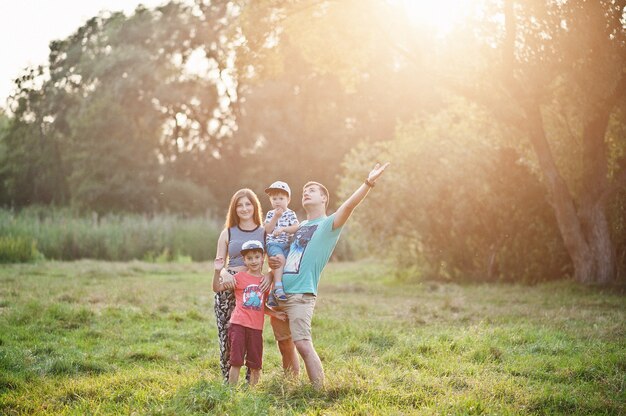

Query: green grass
0,260,624,415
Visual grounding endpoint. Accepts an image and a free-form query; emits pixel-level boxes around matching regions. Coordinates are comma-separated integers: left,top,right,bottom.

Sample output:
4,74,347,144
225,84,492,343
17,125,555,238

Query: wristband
364,179,375,188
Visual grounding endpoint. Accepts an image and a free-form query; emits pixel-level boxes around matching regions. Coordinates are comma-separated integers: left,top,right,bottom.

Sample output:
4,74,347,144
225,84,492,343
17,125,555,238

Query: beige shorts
270,293,317,342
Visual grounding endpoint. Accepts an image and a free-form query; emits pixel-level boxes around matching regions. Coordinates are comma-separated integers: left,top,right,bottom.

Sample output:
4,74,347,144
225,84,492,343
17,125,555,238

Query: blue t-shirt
282,214,343,295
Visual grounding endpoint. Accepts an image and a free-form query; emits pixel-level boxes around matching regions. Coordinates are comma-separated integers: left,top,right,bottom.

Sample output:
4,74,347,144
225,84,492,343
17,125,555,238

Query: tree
340,100,570,282
246,0,626,284
225,0,442,208
3,1,243,213
0,68,70,207
438,0,626,284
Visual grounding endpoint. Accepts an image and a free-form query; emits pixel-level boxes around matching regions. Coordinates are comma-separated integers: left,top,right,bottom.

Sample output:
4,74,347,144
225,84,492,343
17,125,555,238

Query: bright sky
0,0,167,108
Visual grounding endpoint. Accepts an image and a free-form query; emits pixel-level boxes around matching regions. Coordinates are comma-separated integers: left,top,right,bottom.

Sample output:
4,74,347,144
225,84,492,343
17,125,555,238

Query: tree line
0,0,625,285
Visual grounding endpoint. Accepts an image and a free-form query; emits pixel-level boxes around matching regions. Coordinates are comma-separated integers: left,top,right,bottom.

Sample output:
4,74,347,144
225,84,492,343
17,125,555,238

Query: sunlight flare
399,0,476,34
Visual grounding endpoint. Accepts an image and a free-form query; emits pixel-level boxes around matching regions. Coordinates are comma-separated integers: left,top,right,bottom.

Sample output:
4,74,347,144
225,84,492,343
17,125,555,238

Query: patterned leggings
214,290,236,381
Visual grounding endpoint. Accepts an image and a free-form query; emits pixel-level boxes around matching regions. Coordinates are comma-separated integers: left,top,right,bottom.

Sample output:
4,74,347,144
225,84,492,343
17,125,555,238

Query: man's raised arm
333,162,390,230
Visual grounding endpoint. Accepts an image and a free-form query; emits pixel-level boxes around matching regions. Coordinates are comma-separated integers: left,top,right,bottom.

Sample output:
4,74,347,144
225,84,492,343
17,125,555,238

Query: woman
213,188,266,381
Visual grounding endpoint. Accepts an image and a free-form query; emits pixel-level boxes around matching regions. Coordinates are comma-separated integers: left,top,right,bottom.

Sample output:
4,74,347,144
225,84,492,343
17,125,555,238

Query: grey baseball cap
240,240,265,255
264,181,291,197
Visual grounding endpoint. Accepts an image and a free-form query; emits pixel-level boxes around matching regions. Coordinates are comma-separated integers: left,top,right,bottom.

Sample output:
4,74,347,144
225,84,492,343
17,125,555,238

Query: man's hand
273,311,288,321
268,255,285,270
367,162,390,185
272,227,284,237
333,161,391,230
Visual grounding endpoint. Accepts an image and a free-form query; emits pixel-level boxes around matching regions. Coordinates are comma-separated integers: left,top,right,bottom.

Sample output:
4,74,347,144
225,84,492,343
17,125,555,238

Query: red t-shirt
230,271,267,330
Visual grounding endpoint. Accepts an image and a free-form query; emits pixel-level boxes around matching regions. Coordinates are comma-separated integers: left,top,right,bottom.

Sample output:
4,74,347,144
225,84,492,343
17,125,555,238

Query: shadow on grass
159,376,362,415
161,379,263,415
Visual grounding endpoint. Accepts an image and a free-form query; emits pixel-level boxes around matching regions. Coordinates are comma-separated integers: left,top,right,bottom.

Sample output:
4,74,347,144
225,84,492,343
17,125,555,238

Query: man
266,162,389,389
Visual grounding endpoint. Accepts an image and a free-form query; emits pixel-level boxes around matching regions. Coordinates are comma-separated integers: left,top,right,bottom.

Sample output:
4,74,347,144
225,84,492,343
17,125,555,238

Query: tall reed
0,207,219,262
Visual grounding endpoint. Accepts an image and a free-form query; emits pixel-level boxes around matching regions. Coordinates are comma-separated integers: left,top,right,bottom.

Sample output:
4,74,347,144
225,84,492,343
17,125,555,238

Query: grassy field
0,260,624,415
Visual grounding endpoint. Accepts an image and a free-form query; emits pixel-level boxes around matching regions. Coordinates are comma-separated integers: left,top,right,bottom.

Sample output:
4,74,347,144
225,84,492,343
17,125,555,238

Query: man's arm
333,162,390,230
264,305,287,320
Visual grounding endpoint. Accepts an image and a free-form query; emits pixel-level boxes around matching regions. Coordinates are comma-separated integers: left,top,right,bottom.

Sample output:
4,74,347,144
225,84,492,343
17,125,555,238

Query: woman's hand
220,268,236,290
259,272,273,292
214,257,225,271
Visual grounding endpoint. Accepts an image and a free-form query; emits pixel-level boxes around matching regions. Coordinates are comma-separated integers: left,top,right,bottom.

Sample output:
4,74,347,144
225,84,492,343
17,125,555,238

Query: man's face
302,185,326,208
270,192,290,210
243,251,263,273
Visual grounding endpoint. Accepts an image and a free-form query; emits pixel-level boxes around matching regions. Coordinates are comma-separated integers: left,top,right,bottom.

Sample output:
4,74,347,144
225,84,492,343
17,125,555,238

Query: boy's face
270,192,290,211
243,250,264,273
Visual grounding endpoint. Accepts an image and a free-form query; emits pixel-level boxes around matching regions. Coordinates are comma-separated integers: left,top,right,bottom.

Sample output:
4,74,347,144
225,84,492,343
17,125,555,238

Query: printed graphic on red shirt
242,285,263,310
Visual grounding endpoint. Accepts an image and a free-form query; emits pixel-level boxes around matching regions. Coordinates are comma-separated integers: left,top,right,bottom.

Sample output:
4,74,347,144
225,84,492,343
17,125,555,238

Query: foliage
440,0,626,284
233,0,442,208
0,109,10,206
0,260,624,414
0,207,218,262
1,0,625,284
340,100,570,282
0,236,42,263
156,178,217,216
1,2,239,213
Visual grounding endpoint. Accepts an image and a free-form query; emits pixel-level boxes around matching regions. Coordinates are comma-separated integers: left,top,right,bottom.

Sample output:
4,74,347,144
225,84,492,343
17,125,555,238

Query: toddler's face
270,193,290,210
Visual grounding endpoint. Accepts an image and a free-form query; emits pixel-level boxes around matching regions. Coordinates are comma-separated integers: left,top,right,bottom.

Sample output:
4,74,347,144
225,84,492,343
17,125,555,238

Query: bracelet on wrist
364,178,375,188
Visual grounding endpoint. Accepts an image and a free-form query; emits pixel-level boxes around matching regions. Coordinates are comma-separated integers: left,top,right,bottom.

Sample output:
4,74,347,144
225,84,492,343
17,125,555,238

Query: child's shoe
274,283,288,301
267,291,279,307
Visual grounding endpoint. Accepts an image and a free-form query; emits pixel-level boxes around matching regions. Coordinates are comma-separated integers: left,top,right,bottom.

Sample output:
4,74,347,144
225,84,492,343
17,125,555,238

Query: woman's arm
213,229,235,291
213,258,226,292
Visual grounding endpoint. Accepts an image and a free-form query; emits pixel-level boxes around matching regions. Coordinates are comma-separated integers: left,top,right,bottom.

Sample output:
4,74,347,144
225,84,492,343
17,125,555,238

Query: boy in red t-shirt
213,239,287,386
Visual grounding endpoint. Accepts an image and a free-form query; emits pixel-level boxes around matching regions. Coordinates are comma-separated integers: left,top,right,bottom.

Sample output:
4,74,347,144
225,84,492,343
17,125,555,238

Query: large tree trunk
581,204,616,284
499,0,618,285
579,110,617,284
524,104,597,284
523,103,618,284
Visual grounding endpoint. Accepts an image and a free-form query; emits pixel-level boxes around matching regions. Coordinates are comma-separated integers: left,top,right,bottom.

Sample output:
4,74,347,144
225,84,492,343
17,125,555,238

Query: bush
0,236,43,263
339,100,571,282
